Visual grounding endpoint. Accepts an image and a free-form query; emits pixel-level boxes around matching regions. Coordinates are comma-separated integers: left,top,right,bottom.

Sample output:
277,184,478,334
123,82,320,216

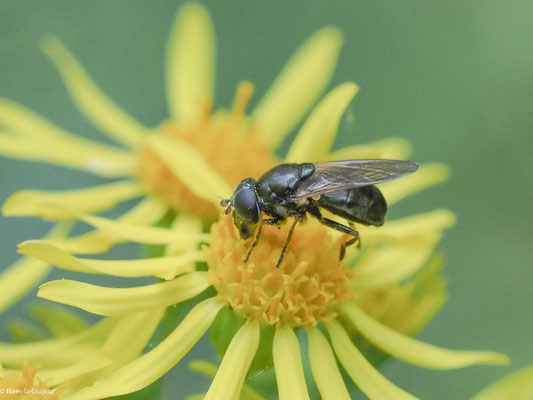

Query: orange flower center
136,82,278,221
206,213,354,327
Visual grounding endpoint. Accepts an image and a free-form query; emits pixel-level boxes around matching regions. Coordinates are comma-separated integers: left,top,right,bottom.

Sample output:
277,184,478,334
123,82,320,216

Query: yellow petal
205,320,259,400
165,212,203,257
166,2,215,121
0,257,50,313
115,196,168,225
67,297,224,400
285,82,359,162
380,163,450,205
60,310,166,395
327,320,418,400
3,180,141,220
17,241,93,274
0,130,133,177
45,198,168,254
471,366,533,400
273,325,310,400
0,98,74,141
37,272,211,316
340,302,509,369
45,232,117,255
161,213,203,279
19,240,201,278
0,222,70,313
189,360,268,400
352,233,441,289
0,317,116,369
9,320,45,343
37,354,112,387
307,327,350,400
41,36,145,147
31,304,88,337
0,341,96,370
0,97,134,175
146,134,232,203
254,27,343,149
401,256,447,335
360,209,456,245
326,138,412,160
76,211,209,245
102,309,165,365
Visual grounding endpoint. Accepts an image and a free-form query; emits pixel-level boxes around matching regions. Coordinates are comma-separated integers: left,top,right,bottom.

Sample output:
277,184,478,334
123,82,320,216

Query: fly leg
308,206,359,260
340,236,358,260
244,218,281,263
348,222,361,250
276,217,299,269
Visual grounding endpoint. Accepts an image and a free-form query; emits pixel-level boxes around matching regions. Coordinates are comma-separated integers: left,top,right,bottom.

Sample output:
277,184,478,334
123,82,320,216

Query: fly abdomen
317,185,387,227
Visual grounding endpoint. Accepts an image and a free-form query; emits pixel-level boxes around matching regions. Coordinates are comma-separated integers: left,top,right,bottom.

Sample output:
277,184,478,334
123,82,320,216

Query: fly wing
289,159,419,200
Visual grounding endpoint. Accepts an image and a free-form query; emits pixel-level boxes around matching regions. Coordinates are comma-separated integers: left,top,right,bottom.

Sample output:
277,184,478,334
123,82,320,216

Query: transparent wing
289,159,419,200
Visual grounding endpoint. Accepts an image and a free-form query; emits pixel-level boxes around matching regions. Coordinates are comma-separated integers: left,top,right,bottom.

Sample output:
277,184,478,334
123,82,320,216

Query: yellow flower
10,207,508,400
0,2,448,318
7,113,507,399
0,4,508,399
0,2,343,226
0,1,343,313
0,363,65,399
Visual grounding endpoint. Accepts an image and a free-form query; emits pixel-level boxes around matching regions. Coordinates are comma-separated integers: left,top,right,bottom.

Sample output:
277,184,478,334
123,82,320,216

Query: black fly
220,159,419,268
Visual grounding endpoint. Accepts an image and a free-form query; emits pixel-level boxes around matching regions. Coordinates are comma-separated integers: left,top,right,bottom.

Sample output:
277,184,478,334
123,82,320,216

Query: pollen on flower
206,213,354,327
0,363,64,399
136,82,277,221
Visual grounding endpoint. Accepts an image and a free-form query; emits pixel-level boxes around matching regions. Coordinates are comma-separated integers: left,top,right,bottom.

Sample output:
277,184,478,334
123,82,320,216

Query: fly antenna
220,199,232,214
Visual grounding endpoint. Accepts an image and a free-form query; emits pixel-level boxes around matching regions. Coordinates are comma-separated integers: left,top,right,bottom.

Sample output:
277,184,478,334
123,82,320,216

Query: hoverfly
221,159,419,268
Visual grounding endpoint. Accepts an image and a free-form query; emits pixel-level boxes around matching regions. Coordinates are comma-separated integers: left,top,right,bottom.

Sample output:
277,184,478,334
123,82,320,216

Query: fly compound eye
233,186,260,225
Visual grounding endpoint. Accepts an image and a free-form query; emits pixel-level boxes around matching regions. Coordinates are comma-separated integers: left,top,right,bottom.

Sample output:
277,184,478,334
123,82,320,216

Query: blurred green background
1,1,532,399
